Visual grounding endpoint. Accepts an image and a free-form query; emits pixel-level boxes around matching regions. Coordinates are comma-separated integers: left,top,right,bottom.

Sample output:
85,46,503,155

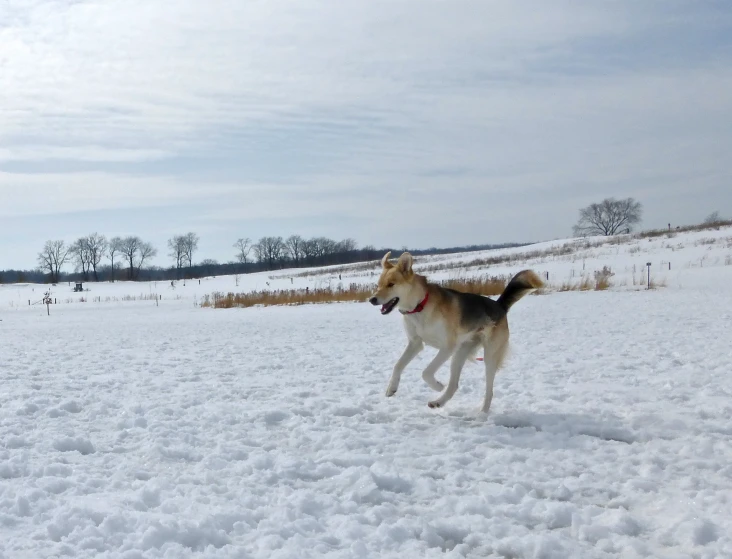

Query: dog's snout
369,297,379,306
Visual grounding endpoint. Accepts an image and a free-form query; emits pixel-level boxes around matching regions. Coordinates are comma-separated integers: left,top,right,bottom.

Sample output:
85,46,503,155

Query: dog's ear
397,252,413,274
381,251,393,269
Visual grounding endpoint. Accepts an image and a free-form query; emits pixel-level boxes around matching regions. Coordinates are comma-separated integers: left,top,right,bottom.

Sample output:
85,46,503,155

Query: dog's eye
387,283,394,288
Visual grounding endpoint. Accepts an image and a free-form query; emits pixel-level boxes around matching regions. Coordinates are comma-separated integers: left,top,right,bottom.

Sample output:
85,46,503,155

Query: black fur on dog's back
441,289,505,331
438,270,543,331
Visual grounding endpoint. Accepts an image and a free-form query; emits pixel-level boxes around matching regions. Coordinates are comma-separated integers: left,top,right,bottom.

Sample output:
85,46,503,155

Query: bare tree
254,236,284,270
86,233,107,281
37,240,70,283
233,238,253,264
168,235,187,277
253,242,264,264
704,211,724,225
136,241,158,278
285,235,305,267
315,237,337,257
119,236,142,280
37,243,55,282
362,244,378,261
70,237,92,281
336,238,358,253
301,238,318,263
183,232,199,269
107,237,122,282
572,197,642,237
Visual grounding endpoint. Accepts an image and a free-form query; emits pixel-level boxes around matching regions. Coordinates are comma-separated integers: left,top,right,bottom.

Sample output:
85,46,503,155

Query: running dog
369,251,543,413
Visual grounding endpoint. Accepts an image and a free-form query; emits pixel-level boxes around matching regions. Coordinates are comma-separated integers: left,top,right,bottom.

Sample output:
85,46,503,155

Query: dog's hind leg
386,338,423,397
481,338,508,414
428,341,478,409
420,348,452,392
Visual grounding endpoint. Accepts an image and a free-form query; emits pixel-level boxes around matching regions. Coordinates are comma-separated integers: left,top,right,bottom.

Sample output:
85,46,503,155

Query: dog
369,251,543,413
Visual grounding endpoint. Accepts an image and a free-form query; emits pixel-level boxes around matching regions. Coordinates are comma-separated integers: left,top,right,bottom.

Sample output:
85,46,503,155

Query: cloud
0,173,238,217
0,0,712,158
1,1,732,269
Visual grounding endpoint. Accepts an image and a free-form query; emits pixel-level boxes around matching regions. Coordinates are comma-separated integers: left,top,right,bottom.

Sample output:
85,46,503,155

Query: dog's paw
423,376,444,392
385,386,397,397
427,400,442,409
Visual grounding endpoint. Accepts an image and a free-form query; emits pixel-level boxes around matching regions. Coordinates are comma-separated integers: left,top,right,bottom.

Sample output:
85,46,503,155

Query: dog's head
369,251,415,315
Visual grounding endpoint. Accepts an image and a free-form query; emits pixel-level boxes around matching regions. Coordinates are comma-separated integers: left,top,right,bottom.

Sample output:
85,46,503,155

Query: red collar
403,291,429,315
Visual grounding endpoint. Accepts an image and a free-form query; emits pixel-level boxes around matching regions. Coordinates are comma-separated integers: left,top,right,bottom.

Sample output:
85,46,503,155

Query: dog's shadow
441,408,640,445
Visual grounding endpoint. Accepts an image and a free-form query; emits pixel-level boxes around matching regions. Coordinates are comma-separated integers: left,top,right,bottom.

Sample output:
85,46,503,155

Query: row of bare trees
33,232,361,283
70,233,110,281
234,235,360,270
168,233,200,278
37,235,158,283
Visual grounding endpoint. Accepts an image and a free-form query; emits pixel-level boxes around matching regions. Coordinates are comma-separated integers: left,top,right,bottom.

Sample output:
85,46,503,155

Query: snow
2,228,732,558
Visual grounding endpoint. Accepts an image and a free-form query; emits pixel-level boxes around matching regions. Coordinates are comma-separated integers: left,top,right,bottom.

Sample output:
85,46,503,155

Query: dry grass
557,276,606,292
440,277,506,296
50,293,168,305
557,277,596,293
557,281,574,292
203,276,508,309
207,263,675,309
594,276,612,291
593,266,614,291
202,283,367,309
648,277,668,290
639,220,732,239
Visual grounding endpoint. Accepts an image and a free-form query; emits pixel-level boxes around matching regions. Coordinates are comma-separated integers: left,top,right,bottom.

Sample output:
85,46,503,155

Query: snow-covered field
2,229,732,558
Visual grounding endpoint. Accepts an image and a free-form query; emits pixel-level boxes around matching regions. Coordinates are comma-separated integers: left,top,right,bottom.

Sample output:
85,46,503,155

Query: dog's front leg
420,348,453,392
386,338,423,397
428,342,477,409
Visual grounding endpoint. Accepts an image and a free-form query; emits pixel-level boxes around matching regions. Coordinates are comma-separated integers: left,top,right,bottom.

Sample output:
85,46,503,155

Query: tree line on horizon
0,231,526,285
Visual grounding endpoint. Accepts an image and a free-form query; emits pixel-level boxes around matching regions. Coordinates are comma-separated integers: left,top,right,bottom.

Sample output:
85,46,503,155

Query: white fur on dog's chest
405,316,450,349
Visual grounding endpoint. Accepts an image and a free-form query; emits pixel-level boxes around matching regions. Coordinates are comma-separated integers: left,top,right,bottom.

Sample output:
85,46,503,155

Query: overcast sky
1,1,731,270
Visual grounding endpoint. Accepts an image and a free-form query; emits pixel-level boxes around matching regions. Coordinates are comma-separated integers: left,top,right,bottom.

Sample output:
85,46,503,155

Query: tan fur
370,252,541,413
497,269,544,311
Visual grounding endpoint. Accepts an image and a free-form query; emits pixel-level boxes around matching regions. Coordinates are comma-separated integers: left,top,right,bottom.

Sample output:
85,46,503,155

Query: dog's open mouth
381,298,399,315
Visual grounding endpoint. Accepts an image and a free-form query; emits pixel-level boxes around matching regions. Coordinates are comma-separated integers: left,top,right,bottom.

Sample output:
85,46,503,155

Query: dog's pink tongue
381,304,388,313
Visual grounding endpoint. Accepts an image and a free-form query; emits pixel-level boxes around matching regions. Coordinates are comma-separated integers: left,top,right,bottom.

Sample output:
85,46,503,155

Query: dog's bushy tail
497,270,544,312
